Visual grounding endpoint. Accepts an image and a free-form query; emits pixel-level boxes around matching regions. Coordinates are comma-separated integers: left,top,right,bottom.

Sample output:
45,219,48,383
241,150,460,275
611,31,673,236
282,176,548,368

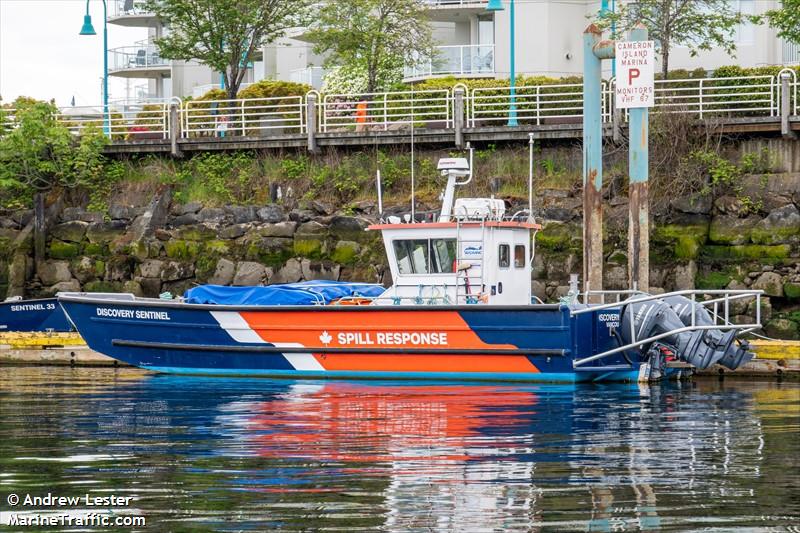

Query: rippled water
0,367,798,531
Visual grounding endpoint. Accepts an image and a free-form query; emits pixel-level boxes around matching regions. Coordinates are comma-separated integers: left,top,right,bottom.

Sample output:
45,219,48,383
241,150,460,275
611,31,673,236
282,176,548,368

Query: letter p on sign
614,40,655,109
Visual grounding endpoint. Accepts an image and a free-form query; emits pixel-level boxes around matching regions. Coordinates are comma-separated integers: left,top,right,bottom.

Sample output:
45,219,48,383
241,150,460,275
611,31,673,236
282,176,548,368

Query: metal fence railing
57,101,171,139
470,82,606,126
182,96,305,137
646,75,778,119
321,89,451,132
0,72,796,141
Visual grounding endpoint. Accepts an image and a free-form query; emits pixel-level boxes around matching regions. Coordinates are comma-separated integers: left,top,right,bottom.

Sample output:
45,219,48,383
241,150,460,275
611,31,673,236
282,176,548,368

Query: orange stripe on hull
238,310,518,350
312,354,539,373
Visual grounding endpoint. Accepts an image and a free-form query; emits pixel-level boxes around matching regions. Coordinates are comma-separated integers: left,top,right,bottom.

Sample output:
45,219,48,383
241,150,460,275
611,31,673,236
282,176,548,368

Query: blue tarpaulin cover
184,280,385,306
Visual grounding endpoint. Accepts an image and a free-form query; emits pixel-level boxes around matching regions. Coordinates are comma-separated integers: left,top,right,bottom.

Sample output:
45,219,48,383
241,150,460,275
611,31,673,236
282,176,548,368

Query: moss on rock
84,243,108,257
294,238,323,259
696,270,733,290
537,223,579,252
204,240,230,255
165,240,201,260
783,282,800,300
331,242,359,264
652,224,708,260
49,240,80,259
700,244,791,262
83,280,123,293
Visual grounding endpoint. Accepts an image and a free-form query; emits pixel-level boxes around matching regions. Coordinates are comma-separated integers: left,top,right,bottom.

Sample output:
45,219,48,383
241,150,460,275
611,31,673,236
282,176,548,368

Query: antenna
410,91,415,222
376,169,383,219
528,132,535,223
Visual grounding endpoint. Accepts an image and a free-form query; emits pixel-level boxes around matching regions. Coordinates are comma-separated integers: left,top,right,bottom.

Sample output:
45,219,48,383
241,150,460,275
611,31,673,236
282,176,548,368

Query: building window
514,245,526,268
735,0,754,45
393,239,456,274
478,14,494,46
499,244,510,268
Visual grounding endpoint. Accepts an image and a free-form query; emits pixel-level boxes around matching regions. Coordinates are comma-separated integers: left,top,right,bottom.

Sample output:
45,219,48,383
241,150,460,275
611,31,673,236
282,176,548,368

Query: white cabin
370,157,540,306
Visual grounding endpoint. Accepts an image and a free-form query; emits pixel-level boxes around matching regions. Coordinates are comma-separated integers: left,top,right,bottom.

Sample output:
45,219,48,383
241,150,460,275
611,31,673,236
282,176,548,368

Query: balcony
107,0,157,26
404,44,494,81
289,67,325,90
108,42,170,78
783,40,800,65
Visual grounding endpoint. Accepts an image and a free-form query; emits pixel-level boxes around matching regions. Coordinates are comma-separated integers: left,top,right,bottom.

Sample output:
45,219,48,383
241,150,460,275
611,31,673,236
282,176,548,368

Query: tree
145,0,310,100
308,0,434,94
596,0,750,78
0,98,107,262
0,99,105,194
759,0,800,44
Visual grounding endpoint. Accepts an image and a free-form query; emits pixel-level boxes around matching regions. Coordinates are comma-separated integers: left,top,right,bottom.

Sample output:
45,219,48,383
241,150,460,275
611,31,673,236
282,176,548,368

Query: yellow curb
0,332,85,349
750,339,800,360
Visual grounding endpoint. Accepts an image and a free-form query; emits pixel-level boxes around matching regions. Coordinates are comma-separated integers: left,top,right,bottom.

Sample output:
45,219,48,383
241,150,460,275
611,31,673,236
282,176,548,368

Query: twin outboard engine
620,296,754,371
662,296,754,370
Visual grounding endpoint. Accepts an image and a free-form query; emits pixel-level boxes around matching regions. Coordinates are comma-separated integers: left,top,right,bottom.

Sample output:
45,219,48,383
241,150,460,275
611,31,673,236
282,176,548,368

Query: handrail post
536,86,541,125
240,100,246,136
384,93,388,130
169,101,182,157
470,88,475,127
306,92,318,152
454,86,465,148
699,79,704,120
321,95,327,132
781,71,796,139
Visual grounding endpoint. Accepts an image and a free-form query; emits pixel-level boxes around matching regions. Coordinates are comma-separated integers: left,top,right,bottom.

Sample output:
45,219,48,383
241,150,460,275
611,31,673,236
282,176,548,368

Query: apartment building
107,0,797,102
406,0,795,81
106,0,259,101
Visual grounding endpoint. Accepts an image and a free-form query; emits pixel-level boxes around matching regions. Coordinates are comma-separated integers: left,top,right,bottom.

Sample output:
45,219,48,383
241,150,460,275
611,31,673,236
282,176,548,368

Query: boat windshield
393,239,457,275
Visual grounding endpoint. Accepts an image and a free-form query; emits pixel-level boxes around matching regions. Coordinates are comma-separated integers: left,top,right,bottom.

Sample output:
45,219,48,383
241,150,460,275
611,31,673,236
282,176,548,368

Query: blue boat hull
0,298,73,332
59,295,643,383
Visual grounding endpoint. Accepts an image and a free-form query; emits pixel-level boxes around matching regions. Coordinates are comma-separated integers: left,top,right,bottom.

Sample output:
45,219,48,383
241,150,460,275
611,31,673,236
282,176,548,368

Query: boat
0,297,73,332
58,157,763,382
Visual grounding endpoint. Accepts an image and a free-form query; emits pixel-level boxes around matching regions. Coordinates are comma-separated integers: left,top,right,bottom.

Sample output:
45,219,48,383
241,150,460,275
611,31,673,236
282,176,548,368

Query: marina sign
615,40,655,109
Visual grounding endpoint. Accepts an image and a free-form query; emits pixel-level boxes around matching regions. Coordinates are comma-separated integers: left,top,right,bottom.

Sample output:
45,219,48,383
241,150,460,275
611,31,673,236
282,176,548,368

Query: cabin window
431,239,457,273
393,239,456,274
514,245,526,268
498,244,510,268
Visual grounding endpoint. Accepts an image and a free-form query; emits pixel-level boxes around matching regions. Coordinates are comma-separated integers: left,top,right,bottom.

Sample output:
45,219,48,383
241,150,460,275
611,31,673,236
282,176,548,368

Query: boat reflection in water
4,367,793,531
205,380,771,531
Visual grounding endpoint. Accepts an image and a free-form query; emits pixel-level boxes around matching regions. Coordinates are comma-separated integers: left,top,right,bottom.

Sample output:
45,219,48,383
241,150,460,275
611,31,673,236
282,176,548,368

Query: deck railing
321,89,451,132
182,96,305,137
0,71,796,140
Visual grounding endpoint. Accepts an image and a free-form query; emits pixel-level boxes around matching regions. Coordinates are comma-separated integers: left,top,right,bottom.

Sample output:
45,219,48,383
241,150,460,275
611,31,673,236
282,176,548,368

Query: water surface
0,367,798,531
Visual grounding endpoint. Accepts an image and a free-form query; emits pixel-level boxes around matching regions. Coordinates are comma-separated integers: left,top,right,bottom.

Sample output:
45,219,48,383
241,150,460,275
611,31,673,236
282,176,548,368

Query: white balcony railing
109,44,169,72
783,40,800,65
109,0,152,18
290,67,325,90
405,44,495,79
422,0,488,6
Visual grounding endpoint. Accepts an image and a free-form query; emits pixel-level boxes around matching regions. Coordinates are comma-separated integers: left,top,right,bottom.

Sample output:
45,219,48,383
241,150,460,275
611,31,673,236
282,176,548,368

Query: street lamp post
79,0,109,136
486,0,517,126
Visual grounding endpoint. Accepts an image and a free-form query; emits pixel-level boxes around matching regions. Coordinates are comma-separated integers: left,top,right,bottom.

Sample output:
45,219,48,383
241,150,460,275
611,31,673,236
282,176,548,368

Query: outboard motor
620,299,725,370
663,296,754,370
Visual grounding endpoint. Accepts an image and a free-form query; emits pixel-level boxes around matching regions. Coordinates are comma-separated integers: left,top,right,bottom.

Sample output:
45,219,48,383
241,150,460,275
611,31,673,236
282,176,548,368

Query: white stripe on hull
209,311,323,371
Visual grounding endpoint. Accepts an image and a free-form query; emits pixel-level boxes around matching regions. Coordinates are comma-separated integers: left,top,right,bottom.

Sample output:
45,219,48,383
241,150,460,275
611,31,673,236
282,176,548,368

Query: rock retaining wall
1,172,798,339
